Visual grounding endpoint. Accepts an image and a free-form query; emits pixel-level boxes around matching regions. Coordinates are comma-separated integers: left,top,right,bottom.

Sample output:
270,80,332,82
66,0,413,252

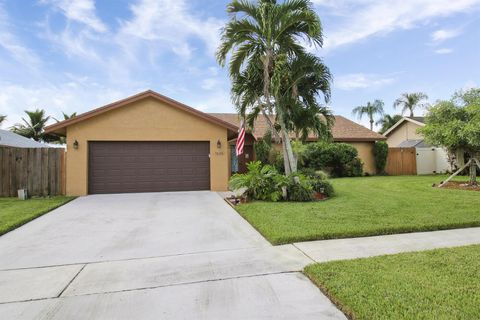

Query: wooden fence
385,147,417,176
0,147,66,197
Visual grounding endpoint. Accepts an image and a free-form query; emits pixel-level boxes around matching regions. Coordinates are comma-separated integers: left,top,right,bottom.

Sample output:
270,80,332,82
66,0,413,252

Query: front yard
235,175,480,244
0,197,74,236
305,244,480,320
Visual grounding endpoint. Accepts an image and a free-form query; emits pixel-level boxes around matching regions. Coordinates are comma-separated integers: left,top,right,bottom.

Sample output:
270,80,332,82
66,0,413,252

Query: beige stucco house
384,117,426,147
46,90,386,196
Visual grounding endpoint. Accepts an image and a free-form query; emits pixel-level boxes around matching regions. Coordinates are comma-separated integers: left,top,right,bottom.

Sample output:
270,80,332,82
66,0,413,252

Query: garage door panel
89,141,210,194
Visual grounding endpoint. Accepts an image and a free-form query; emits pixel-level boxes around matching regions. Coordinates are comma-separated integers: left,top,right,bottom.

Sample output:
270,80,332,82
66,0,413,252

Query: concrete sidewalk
294,227,480,262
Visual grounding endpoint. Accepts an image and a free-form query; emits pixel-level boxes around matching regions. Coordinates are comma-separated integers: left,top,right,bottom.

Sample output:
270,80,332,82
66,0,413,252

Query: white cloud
118,0,224,58
201,78,219,90
434,48,453,54
42,0,107,33
191,89,233,112
0,4,40,66
316,0,480,50
431,28,462,43
335,73,395,90
0,82,125,128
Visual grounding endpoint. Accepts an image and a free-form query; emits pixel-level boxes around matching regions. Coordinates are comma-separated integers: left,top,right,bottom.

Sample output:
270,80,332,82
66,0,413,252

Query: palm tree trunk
370,120,374,131
258,103,281,143
278,118,297,174
263,50,272,112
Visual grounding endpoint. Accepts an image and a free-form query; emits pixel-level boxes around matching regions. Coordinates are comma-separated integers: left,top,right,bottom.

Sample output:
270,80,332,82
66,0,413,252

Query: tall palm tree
393,92,428,117
352,100,385,131
217,0,328,174
0,115,6,127
376,114,403,134
11,109,50,142
274,54,333,142
52,112,77,144
54,112,77,122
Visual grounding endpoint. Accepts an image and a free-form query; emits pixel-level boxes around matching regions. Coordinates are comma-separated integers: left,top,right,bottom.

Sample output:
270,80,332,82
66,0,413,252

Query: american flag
235,120,245,156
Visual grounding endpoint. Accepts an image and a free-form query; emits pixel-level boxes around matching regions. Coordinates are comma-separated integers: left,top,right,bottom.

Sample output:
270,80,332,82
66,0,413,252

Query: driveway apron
0,191,345,319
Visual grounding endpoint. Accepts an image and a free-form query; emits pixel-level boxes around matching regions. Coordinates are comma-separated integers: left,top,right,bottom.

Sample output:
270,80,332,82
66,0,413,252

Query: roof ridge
45,90,239,134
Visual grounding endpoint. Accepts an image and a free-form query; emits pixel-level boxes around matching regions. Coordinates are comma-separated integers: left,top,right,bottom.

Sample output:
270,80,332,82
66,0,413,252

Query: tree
52,112,77,144
11,109,51,142
54,112,77,122
0,115,6,127
352,100,384,131
393,92,428,117
419,88,480,186
376,114,403,134
217,0,329,175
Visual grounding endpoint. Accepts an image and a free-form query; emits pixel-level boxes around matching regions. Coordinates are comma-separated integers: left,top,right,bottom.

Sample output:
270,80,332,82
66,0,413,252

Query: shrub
229,162,335,202
311,179,334,197
344,158,364,177
373,141,389,174
300,168,329,180
286,173,313,202
304,142,364,177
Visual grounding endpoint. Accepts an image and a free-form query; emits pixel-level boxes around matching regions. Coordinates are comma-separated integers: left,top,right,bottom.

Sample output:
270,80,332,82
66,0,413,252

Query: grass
0,196,75,236
235,175,480,244
304,245,480,320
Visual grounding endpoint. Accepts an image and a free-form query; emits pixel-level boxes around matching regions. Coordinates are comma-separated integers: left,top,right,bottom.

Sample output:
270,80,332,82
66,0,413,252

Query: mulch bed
439,181,480,191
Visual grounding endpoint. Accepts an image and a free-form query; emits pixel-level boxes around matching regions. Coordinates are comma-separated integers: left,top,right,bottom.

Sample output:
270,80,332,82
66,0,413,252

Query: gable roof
0,129,51,148
384,116,425,137
209,113,386,142
45,90,239,135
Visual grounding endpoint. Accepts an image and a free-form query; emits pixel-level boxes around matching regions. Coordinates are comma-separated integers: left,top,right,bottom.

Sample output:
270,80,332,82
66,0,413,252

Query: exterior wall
65,97,229,196
347,142,376,175
386,121,423,146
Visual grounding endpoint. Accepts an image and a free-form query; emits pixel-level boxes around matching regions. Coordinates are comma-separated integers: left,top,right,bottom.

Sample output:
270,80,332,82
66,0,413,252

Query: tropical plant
11,109,51,142
0,115,6,127
419,88,480,185
230,161,334,201
352,99,384,131
217,0,331,175
229,161,288,201
373,141,389,174
376,114,403,134
393,92,429,117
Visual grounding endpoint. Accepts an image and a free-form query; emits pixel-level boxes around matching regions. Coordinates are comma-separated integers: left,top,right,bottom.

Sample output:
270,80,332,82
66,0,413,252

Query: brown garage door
88,141,210,194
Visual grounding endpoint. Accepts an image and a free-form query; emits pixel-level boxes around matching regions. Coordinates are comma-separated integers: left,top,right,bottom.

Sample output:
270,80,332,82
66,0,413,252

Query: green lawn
235,175,480,244
0,196,75,236
304,245,480,320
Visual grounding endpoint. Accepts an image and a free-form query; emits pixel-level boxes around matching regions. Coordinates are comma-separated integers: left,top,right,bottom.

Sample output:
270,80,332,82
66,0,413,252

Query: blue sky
0,0,479,130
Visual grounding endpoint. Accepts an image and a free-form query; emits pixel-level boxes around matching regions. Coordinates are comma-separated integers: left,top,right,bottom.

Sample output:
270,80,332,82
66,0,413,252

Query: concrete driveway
0,192,345,319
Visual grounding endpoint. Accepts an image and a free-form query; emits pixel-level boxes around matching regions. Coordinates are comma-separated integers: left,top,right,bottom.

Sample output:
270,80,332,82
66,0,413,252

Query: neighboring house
384,117,450,174
0,129,51,148
45,90,385,196
211,113,386,175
